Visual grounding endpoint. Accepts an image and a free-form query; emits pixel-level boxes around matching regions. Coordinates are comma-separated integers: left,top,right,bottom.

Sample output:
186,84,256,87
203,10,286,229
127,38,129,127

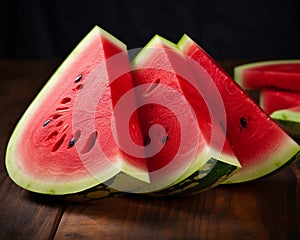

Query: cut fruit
5,28,239,198
5,26,149,195
178,35,300,183
112,35,240,193
234,60,300,91
271,106,300,139
260,89,300,115
7,27,300,200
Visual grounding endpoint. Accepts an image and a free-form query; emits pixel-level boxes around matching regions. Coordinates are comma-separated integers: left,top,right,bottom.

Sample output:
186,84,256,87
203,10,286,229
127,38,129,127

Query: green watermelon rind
131,34,185,68
149,159,237,197
5,26,127,195
271,108,300,139
224,146,300,184
234,59,300,90
61,159,238,202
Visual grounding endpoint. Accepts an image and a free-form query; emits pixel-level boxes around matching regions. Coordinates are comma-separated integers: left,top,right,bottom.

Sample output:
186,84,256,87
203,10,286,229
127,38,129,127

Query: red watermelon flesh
178,35,300,183
260,89,300,115
234,60,300,92
6,26,149,195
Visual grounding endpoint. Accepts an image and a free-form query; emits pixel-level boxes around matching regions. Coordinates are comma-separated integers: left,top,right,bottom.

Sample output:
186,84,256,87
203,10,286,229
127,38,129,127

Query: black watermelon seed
162,135,169,143
240,117,247,128
69,137,76,148
143,135,151,146
75,74,82,83
43,119,51,127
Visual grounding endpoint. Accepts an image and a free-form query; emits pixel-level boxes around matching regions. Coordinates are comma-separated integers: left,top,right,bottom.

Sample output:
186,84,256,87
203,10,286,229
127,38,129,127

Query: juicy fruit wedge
234,60,300,92
260,89,300,115
271,106,300,139
5,26,149,195
178,35,300,183
121,35,240,192
7,27,300,200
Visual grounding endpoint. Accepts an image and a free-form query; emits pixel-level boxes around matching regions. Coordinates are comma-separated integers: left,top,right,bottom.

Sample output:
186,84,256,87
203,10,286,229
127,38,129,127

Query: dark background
1,0,300,60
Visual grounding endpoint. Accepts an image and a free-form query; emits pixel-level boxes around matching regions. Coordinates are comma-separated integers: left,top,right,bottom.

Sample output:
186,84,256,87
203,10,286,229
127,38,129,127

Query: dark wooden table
0,60,299,240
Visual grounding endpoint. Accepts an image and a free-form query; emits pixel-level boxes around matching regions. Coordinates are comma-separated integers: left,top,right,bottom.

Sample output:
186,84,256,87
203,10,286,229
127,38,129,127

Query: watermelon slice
271,106,300,139
5,26,150,195
108,35,240,193
260,89,300,115
178,35,300,183
234,60,300,91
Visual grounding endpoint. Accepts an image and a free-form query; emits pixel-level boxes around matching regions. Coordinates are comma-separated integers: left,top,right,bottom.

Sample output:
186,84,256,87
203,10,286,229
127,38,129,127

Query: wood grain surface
0,60,299,240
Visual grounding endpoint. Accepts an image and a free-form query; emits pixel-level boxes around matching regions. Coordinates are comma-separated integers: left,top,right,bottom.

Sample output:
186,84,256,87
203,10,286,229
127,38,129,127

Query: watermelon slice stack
5,26,300,200
234,60,300,139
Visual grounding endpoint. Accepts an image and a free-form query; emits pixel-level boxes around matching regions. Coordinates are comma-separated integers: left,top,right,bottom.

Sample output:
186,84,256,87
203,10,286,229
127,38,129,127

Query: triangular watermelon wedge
178,34,300,183
5,26,150,195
